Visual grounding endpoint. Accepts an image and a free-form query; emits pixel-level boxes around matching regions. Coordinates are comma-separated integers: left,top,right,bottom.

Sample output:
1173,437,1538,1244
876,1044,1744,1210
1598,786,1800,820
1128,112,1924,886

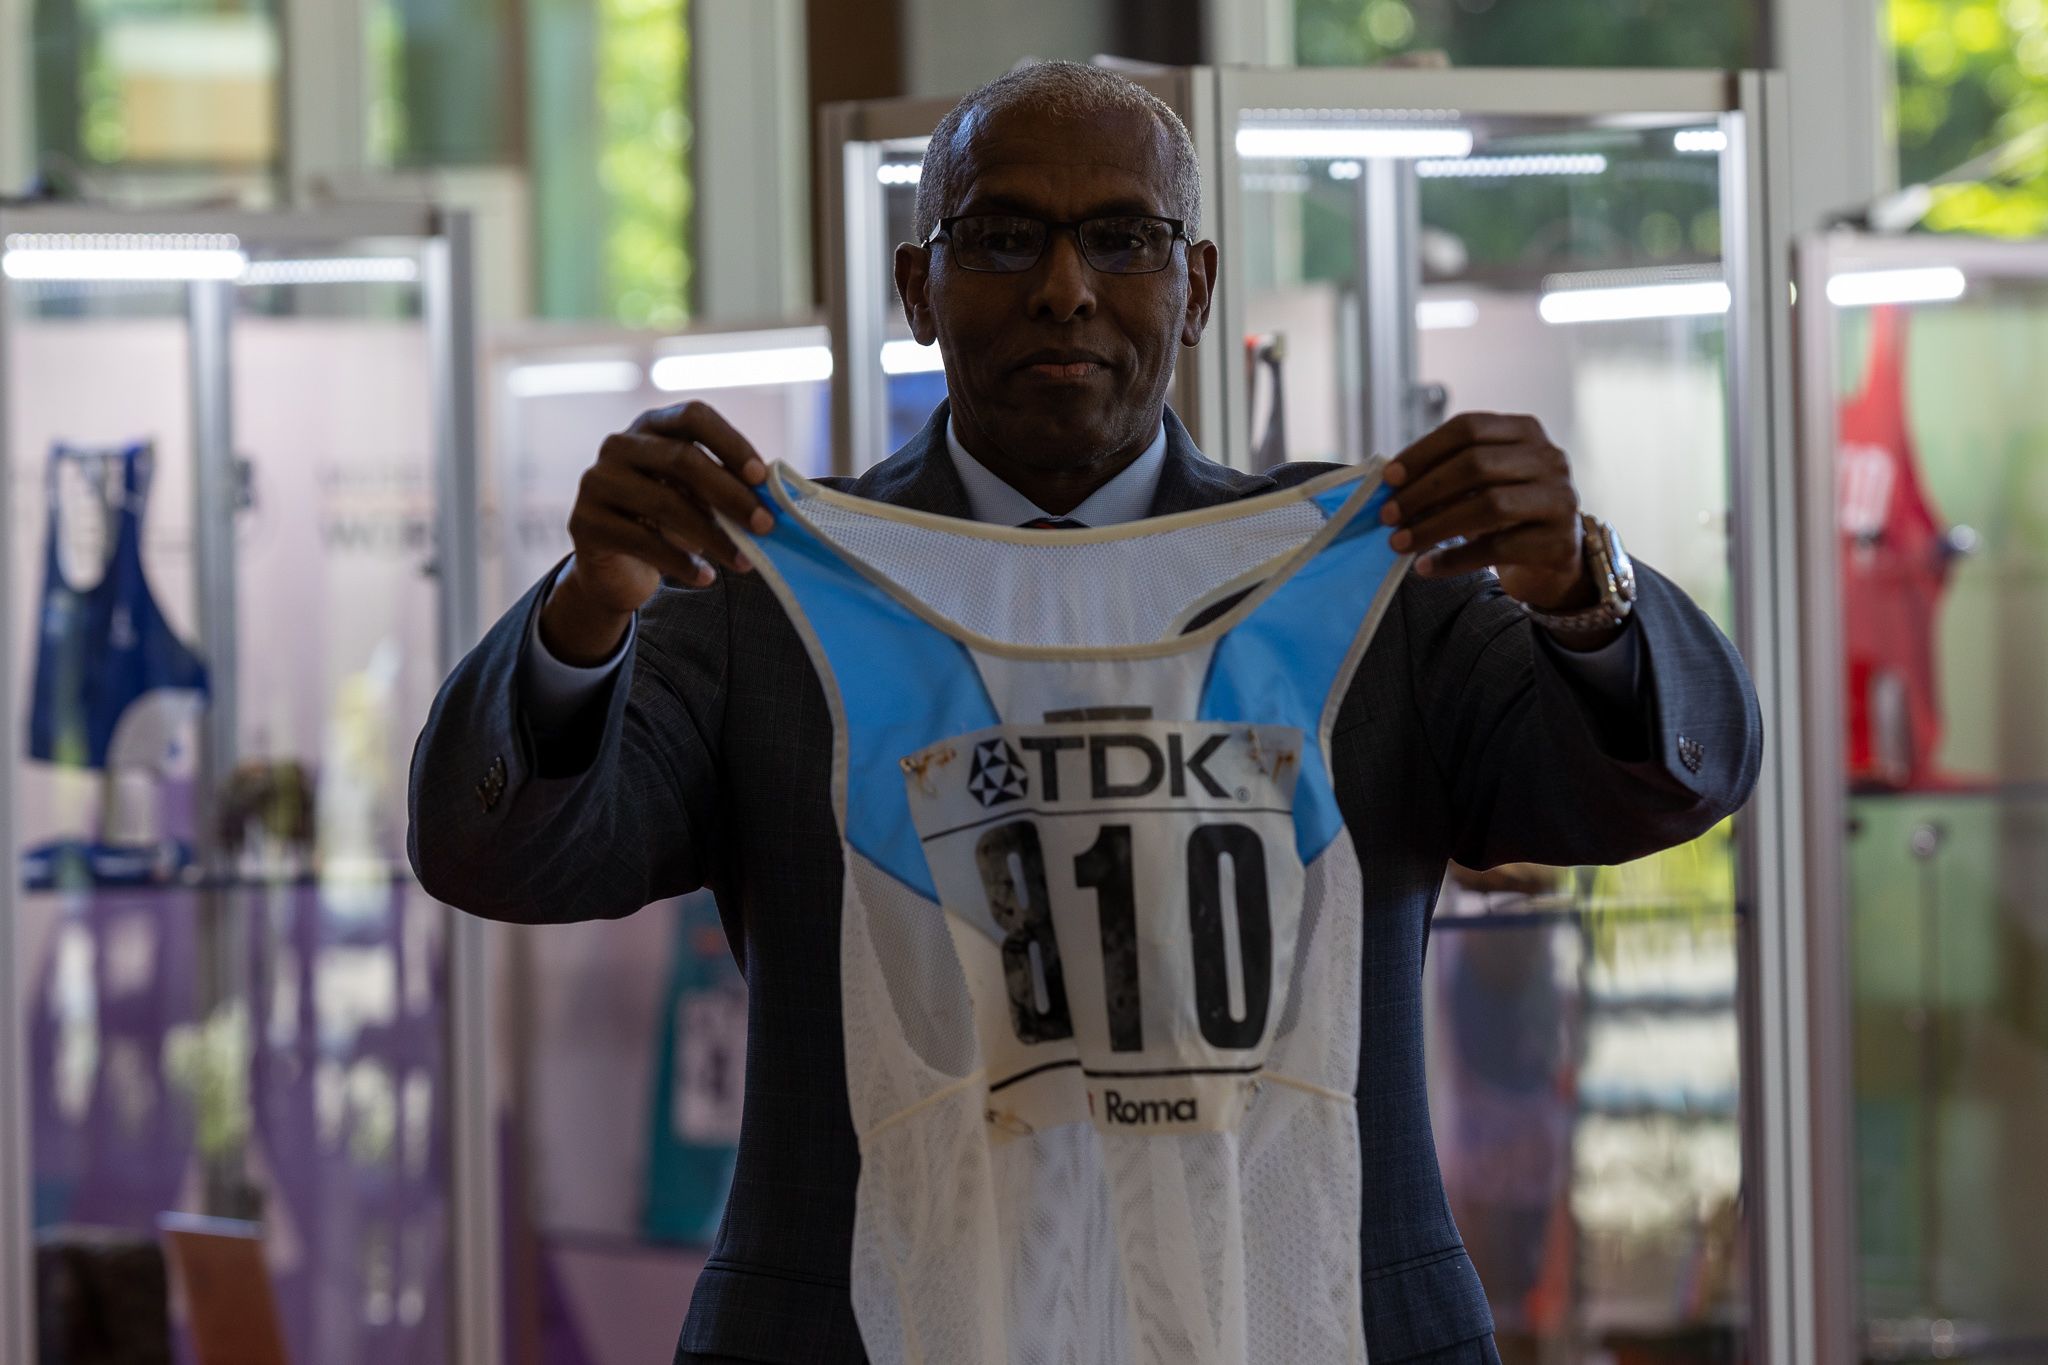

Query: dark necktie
1019,516,1087,530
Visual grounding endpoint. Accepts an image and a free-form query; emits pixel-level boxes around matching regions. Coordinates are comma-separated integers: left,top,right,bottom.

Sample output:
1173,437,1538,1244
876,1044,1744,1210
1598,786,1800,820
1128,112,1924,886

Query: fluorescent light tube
1236,126,1475,160
241,257,420,286
1674,129,1729,153
880,339,945,374
1417,298,1480,330
1539,281,1731,324
1416,154,1607,178
650,345,833,392
3,242,248,281
507,360,645,398
1825,266,1965,308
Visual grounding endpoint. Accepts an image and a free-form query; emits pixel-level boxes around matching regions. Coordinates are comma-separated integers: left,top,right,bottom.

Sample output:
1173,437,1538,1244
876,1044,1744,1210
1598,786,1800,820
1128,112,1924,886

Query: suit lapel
847,401,973,518
1148,408,1277,515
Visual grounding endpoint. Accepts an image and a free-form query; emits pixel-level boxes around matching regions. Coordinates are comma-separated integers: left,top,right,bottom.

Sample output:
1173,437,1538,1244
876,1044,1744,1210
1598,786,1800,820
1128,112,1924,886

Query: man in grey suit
410,61,1761,1365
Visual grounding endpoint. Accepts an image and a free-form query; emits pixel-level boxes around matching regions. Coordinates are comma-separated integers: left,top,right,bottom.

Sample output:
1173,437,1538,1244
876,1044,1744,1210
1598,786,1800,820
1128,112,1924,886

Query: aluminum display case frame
0,203,498,1365
822,63,1824,1364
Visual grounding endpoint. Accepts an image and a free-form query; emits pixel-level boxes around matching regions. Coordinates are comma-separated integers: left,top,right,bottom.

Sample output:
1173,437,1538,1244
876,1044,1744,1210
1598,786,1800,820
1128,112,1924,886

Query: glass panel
489,324,835,615
1826,256,2048,1360
368,0,519,167
1294,0,1758,69
489,896,740,1362
877,142,949,451
31,0,281,174
4,225,453,1363
364,0,695,324
484,323,835,1362
514,0,695,326
1236,101,1748,1358
7,278,206,1264
229,244,449,1363
1426,905,1743,1354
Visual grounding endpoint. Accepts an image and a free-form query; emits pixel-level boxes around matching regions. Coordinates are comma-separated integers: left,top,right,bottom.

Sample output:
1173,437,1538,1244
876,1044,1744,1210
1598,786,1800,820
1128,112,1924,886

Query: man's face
895,104,1218,473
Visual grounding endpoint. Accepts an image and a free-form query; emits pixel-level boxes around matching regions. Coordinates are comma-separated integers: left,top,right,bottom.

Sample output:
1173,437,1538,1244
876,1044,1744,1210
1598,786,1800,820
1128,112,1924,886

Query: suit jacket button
1678,735,1705,774
478,756,507,811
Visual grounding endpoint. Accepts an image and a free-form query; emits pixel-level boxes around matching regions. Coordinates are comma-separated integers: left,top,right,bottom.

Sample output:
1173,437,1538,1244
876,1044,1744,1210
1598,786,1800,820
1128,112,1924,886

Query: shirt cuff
1536,614,1643,705
521,556,635,729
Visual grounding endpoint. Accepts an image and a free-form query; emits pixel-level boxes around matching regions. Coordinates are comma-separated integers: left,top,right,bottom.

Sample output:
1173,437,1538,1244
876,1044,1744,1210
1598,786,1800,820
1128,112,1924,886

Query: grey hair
912,60,1202,245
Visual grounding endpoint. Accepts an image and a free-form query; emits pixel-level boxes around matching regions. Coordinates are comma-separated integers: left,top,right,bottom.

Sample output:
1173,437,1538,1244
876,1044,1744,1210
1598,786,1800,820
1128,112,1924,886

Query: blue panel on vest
1201,483,1400,863
753,488,997,898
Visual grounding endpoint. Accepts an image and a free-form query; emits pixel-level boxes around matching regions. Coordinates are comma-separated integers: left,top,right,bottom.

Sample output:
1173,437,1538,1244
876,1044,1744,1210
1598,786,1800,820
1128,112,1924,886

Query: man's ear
895,243,938,345
1181,239,1219,348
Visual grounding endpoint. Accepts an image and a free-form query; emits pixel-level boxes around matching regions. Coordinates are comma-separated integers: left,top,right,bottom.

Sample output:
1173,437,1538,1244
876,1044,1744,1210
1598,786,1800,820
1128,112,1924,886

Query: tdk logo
967,738,1029,808
1101,1090,1199,1126
1017,731,1230,803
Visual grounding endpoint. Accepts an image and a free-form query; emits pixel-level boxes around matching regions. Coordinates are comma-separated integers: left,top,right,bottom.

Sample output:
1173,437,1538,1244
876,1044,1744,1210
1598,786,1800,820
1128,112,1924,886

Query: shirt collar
944,417,1168,527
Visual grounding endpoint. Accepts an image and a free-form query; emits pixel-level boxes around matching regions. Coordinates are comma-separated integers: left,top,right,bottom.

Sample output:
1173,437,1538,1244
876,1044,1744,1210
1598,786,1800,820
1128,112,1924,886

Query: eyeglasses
923,214,1188,275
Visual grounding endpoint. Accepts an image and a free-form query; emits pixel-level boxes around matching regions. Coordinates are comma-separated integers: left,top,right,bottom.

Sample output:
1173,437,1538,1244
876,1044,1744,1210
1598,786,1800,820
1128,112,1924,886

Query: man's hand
540,400,775,666
1380,412,1596,614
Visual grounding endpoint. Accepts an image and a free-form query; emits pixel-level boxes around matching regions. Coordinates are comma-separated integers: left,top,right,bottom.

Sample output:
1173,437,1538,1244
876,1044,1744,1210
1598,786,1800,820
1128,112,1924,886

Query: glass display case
822,64,1805,1365
1794,232,2048,1364
483,321,835,1364
1217,68,1776,1365
0,205,493,1365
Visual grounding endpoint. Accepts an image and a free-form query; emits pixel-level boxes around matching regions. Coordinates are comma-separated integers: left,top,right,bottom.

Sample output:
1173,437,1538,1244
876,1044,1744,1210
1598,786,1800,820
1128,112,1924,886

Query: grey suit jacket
408,402,1763,1364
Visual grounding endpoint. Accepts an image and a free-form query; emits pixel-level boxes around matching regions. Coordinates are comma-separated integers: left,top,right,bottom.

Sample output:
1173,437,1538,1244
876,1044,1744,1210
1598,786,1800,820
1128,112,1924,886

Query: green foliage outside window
367,0,408,167
367,0,692,326
597,0,692,328
1893,0,2048,236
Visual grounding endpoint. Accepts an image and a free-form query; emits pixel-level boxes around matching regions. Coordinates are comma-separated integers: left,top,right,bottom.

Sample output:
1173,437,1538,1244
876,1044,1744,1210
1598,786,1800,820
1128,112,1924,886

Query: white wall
694,0,811,322
1774,0,1892,231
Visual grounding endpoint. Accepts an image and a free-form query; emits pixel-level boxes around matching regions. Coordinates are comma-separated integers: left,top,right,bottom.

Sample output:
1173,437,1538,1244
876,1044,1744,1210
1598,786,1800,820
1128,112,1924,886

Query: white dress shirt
944,418,1168,527
521,423,1640,725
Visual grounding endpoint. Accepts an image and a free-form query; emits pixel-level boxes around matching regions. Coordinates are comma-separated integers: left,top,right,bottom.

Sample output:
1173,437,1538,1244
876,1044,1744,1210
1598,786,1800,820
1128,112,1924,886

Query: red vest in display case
1839,304,1963,790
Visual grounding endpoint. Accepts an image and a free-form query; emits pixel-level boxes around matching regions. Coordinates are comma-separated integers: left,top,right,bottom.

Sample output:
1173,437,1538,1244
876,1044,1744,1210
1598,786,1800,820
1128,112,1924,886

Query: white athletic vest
724,460,1409,1365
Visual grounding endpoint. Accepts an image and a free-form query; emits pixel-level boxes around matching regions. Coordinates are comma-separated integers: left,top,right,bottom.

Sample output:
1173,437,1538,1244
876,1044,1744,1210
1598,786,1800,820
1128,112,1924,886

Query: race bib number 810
902,720,1306,1137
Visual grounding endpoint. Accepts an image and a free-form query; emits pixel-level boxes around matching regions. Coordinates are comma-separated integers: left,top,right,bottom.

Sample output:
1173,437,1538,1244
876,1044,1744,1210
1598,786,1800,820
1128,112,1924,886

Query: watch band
1520,513,1636,636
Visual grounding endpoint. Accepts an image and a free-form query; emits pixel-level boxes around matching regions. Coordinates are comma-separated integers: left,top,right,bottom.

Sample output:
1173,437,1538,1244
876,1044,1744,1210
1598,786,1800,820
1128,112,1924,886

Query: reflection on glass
5,233,454,1363
1240,103,1747,1359
25,1,283,172
490,327,838,619
87,7,279,166
1294,0,1757,73
1832,272,2048,1359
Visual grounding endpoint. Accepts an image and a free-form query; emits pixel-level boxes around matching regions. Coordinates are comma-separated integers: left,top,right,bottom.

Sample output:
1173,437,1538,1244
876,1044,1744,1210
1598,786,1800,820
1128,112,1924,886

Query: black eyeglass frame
921,213,1191,275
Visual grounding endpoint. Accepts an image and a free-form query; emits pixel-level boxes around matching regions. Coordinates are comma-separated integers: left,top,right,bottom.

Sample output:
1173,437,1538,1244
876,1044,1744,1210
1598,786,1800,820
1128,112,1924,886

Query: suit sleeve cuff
520,555,635,730
1537,615,1643,705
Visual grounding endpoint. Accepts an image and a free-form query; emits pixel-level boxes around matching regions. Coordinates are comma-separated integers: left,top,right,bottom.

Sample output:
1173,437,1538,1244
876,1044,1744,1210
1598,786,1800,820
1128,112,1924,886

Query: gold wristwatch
1520,513,1636,636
